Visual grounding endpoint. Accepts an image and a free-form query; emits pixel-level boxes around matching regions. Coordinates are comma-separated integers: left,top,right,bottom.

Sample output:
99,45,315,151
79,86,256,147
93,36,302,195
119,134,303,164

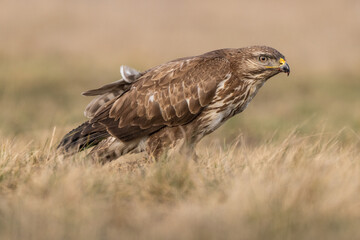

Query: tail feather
57,121,109,154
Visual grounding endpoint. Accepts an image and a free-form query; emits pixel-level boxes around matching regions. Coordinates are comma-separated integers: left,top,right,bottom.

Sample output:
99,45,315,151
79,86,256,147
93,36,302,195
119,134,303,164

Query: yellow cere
279,58,286,65
266,57,286,69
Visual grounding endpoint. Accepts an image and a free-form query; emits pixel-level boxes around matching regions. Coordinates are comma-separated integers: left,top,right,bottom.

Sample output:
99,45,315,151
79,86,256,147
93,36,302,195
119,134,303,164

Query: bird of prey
58,46,290,162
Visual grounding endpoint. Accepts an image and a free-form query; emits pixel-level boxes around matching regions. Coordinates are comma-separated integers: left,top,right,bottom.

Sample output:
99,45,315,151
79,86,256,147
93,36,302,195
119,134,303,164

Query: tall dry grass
0,129,359,240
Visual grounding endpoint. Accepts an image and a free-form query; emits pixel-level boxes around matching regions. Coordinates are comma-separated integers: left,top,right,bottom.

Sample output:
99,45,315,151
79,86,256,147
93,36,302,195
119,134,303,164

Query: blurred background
1,0,359,143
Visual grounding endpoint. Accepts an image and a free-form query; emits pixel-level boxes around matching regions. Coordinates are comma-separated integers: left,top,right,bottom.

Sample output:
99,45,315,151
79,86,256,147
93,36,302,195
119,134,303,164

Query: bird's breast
197,80,266,134
231,80,266,116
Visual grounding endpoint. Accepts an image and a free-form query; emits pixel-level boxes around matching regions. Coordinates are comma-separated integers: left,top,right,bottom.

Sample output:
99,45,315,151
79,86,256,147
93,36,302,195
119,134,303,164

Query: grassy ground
1,131,360,240
1,0,360,239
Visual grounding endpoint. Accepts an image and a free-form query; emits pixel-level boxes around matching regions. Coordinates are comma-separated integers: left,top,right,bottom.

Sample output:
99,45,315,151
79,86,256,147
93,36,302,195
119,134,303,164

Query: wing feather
188,98,202,114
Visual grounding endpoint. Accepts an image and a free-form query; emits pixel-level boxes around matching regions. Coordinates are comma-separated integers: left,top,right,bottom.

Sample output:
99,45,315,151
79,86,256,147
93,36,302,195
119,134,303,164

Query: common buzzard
58,46,290,161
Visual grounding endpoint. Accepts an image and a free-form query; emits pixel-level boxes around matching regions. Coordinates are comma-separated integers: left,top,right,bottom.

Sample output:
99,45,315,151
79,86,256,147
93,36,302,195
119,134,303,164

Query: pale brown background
1,0,359,138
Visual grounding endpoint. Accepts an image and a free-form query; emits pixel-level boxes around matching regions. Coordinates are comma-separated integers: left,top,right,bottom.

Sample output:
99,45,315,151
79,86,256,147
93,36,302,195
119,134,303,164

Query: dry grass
0,130,360,240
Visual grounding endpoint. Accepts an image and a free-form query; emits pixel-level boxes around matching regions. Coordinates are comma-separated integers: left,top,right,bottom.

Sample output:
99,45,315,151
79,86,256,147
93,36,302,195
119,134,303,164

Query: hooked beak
279,58,290,76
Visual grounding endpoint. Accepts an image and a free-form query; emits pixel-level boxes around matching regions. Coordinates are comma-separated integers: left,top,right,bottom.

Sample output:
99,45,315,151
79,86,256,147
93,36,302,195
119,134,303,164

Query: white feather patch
149,94,155,102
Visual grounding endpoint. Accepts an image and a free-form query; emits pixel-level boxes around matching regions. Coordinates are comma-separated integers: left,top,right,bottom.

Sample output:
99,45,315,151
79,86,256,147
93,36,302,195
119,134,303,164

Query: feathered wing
58,66,141,152
90,56,232,142
82,66,142,118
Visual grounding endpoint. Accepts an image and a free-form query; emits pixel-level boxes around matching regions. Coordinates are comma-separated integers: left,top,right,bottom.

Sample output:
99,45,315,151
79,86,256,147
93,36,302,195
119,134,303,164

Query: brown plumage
58,46,290,161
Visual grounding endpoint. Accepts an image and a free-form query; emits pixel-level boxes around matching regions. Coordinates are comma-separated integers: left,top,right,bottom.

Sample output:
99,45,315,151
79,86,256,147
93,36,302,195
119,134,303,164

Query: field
1,0,360,239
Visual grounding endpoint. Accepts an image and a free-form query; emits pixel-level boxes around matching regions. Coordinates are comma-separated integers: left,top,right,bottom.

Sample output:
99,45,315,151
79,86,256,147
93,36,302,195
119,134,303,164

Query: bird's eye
259,56,268,62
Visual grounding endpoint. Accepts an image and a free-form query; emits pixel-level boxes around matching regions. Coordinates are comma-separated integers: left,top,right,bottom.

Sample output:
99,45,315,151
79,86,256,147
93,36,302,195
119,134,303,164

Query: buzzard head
239,46,290,80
